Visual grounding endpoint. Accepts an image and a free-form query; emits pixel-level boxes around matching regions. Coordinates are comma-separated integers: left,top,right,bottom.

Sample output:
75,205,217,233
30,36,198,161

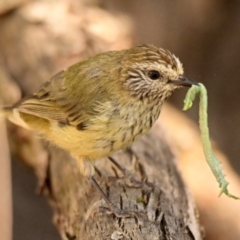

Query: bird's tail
0,107,13,119
0,106,32,129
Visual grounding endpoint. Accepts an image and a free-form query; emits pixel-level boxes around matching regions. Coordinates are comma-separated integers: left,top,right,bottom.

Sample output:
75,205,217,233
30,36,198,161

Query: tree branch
41,122,202,240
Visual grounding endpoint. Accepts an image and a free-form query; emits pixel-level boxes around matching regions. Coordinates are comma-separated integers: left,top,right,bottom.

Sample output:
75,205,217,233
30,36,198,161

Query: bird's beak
168,76,199,87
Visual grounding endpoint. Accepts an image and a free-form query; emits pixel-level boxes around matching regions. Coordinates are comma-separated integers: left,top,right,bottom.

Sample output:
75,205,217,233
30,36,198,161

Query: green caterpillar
183,83,239,199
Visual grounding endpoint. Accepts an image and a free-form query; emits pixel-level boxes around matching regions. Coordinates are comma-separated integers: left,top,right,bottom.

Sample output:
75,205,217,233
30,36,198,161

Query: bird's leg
89,176,141,218
108,156,153,192
77,158,141,218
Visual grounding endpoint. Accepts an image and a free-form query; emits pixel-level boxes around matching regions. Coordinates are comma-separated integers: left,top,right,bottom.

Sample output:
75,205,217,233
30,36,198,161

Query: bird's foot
98,205,144,218
108,156,153,193
89,176,144,218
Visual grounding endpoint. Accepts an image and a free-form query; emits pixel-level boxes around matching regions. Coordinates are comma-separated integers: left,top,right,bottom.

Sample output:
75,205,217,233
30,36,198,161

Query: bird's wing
17,70,92,127
16,51,123,128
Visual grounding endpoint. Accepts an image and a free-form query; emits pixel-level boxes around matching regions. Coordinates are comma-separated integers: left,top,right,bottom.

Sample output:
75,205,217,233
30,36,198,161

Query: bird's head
122,44,198,101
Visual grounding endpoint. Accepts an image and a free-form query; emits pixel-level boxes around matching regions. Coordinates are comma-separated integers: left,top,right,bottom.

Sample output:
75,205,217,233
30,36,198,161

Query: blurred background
104,0,240,172
0,0,240,239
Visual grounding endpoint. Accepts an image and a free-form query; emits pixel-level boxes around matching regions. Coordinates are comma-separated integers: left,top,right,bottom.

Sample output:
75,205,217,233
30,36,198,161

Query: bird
1,44,197,216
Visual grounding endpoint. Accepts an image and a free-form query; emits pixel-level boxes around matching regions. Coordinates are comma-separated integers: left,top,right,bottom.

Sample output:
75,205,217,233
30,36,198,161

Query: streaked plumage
1,44,194,176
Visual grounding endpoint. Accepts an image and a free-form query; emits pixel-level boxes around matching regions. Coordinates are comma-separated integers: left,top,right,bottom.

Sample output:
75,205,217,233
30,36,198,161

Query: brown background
1,0,240,239
105,0,240,174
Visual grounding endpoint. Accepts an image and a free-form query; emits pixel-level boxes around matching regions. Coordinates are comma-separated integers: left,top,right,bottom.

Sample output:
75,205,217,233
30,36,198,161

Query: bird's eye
147,70,161,80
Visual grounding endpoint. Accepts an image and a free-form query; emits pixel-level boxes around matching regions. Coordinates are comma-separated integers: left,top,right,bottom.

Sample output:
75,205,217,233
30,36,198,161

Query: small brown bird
1,44,197,216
